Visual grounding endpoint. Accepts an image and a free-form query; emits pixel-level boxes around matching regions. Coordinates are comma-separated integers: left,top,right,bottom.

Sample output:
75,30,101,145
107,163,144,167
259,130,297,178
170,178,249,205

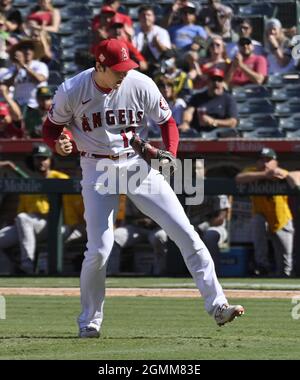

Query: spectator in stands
133,5,172,77
226,37,267,87
92,0,134,41
101,0,134,40
0,0,23,36
23,86,52,138
0,83,23,138
226,18,265,60
264,18,296,75
187,34,231,90
90,6,117,53
235,147,294,277
186,160,231,274
155,56,193,99
168,2,207,53
149,76,187,136
27,0,61,34
108,196,168,276
107,15,148,72
179,68,237,135
0,143,85,274
26,25,52,62
198,0,236,42
4,39,49,109
0,13,18,67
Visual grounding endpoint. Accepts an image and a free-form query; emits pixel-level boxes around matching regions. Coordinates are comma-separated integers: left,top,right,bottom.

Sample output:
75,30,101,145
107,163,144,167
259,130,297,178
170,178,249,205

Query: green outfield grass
0,276,299,289
0,296,299,359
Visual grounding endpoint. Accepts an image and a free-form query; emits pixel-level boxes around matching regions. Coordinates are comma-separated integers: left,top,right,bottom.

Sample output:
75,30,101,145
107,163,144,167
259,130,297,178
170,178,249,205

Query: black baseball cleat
78,326,100,338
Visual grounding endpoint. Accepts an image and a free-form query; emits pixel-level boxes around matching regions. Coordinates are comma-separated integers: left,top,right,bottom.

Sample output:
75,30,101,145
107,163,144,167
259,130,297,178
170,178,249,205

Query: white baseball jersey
48,68,172,155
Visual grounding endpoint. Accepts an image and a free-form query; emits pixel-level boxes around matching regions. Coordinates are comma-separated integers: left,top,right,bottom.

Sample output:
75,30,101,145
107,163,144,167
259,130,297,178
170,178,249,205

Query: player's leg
15,213,47,273
78,158,119,336
108,225,147,274
270,220,294,277
127,167,228,315
251,214,270,275
148,229,168,275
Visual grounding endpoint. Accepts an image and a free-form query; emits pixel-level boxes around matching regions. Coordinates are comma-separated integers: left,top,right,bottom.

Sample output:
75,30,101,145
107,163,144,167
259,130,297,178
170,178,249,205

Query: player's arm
42,83,74,156
42,117,73,156
235,171,268,183
159,116,179,157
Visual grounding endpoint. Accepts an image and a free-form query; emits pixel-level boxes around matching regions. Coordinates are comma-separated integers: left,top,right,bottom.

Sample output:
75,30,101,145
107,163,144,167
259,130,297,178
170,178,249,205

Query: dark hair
239,18,252,27
138,5,154,15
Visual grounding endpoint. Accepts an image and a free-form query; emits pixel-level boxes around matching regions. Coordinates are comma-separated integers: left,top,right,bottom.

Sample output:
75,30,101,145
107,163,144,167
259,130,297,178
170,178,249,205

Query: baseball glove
130,135,177,173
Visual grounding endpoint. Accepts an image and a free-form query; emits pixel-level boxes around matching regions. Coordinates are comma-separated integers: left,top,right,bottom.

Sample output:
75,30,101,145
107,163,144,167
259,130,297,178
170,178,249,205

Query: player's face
105,67,129,89
33,156,51,173
257,157,278,171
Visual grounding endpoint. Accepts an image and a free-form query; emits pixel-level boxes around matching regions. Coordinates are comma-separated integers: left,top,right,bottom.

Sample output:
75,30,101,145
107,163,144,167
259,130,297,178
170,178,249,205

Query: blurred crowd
0,0,298,139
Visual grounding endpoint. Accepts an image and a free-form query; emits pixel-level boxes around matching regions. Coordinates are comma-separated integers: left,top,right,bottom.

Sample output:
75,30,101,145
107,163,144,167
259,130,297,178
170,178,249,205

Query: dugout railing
0,177,298,275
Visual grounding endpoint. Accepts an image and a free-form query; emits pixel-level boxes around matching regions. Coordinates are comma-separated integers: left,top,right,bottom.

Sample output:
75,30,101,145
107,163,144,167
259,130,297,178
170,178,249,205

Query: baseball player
42,39,244,338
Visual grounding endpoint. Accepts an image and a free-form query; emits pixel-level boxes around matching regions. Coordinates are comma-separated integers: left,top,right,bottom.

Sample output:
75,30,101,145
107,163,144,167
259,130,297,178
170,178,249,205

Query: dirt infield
1,287,300,298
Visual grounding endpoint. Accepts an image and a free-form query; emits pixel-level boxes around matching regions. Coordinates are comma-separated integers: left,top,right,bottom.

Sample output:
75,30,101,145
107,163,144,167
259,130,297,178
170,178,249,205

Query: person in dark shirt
0,0,23,35
179,67,238,133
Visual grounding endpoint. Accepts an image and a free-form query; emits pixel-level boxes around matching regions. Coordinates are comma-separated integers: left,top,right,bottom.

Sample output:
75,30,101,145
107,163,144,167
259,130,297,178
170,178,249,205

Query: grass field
0,276,300,289
0,295,300,359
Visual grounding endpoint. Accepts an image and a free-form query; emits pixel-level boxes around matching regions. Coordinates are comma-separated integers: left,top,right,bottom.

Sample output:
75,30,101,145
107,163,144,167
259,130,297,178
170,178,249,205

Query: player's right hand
55,133,73,156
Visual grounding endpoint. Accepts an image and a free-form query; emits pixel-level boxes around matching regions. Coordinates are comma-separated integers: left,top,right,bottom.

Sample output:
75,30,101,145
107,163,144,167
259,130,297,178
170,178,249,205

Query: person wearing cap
187,34,231,90
43,38,244,337
235,148,294,277
226,18,265,60
0,0,23,35
92,1,133,41
26,0,61,34
264,18,296,75
0,143,85,274
198,0,234,41
168,2,207,52
0,82,23,138
107,15,148,72
179,67,237,134
226,36,267,87
23,86,52,137
3,38,49,108
133,5,172,76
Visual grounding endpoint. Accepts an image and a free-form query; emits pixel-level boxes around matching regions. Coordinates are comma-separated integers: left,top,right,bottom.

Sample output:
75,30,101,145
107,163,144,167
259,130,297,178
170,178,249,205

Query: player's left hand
55,133,73,156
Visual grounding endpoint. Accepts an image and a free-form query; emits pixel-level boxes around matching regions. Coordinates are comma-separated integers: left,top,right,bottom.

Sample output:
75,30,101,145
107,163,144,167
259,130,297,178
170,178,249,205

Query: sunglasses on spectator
241,25,250,30
183,9,195,14
211,42,222,47
211,76,223,82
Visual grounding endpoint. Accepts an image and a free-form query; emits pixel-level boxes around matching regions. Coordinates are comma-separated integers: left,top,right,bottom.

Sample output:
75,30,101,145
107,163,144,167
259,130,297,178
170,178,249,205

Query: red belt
80,151,130,160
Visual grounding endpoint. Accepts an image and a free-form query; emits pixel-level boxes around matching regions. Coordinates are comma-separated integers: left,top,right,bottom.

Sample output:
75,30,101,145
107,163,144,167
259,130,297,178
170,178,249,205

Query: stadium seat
238,2,278,18
242,127,285,138
275,98,300,116
271,84,300,101
238,99,275,115
232,85,271,102
200,128,240,140
279,113,300,133
238,114,278,132
52,0,72,8
267,72,300,88
285,129,300,138
48,71,64,85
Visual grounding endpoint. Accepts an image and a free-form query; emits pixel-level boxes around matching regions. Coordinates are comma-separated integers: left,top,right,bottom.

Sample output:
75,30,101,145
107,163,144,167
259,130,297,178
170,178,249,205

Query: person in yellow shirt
0,143,85,274
235,147,294,277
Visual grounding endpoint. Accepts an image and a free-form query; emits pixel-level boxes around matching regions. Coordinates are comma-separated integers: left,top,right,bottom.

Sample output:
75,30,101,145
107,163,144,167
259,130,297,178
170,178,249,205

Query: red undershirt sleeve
43,117,78,153
159,116,179,157
42,117,64,150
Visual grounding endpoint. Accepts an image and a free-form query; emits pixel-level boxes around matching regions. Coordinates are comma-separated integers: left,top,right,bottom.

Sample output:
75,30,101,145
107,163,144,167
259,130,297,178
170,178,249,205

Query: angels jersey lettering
48,69,171,155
